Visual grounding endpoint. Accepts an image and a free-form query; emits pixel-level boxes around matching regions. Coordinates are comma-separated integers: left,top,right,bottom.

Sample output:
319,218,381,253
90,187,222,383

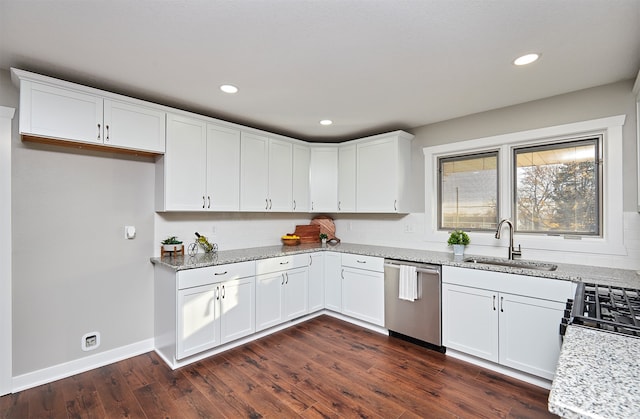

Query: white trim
0,106,15,396
423,115,627,257
11,338,154,393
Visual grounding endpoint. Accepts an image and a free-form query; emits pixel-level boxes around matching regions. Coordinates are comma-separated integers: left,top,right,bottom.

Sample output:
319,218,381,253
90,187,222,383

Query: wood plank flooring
0,315,556,418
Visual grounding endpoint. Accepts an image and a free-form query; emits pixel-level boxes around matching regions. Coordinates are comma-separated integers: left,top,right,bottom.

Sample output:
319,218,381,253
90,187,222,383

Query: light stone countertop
548,326,640,419
150,241,640,419
150,242,640,288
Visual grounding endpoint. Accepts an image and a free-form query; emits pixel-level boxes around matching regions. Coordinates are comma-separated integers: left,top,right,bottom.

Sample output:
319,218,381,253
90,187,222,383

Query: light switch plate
125,225,136,239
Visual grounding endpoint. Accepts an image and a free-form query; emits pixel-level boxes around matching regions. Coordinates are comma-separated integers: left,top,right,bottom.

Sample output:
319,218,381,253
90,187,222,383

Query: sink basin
463,257,558,271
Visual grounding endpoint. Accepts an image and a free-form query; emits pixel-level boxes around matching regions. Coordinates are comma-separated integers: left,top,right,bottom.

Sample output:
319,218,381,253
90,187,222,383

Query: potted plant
319,233,328,247
447,230,470,256
161,236,183,252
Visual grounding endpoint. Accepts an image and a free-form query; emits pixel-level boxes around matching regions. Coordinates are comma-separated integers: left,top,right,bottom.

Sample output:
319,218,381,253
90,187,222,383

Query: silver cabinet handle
207,196,211,209
97,123,101,141
285,272,289,284
105,125,110,142
493,295,496,311
309,255,312,266
338,201,341,211
394,200,397,211
265,199,269,210
269,199,272,210
500,296,504,312
281,273,285,285
341,269,344,279
202,196,206,209
215,286,220,300
293,200,296,210
279,261,290,265
214,271,228,276
311,201,314,211
357,260,366,264
222,285,226,299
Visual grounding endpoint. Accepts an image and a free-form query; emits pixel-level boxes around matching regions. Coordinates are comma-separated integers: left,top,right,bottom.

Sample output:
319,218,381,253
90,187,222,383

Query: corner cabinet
441,266,575,380
157,114,240,211
154,261,256,366
12,68,166,154
356,131,413,213
338,144,356,212
292,144,311,212
309,146,338,212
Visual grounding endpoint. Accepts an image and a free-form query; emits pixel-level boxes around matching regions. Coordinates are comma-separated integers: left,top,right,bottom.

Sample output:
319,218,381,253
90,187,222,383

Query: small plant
447,230,470,246
161,236,183,245
319,233,328,241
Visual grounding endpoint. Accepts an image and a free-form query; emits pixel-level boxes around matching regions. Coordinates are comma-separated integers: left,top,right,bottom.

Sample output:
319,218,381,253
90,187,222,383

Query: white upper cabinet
240,133,293,212
309,146,338,212
356,131,413,213
12,68,166,154
158,114,241,211
292,144,310,212
338,144,356,212
207,124,241,211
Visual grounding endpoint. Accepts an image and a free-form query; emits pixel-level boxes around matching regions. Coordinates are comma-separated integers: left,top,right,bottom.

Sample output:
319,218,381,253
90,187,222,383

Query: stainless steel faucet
495,219,522,260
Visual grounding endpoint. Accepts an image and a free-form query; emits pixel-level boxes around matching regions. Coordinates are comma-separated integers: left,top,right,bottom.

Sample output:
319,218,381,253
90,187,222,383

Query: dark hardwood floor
0,315,556,418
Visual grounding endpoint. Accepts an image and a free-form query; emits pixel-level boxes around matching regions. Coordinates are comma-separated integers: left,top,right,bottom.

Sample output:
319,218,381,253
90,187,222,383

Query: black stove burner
561,282,640,338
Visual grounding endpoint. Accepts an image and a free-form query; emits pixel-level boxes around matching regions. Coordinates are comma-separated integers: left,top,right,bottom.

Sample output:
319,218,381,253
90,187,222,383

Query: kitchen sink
462,257,558,271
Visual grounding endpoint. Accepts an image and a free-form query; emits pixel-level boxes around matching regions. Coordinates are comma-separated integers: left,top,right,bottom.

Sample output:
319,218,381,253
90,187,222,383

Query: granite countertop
150,242,640,288
549,326,640,418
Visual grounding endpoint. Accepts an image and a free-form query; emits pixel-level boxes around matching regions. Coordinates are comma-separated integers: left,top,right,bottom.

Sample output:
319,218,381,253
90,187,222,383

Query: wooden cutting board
310,215,339,242
293,224,321,243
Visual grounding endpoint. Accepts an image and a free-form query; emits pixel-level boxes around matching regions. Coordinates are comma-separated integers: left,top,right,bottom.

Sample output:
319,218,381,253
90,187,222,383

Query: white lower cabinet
255,255,309,332
442,266,574,380
324,251,343,312
308,253,325,312
341,266,384,326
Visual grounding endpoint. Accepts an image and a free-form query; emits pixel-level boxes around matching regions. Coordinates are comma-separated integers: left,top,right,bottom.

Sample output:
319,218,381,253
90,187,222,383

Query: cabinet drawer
256,254,308,275
178,261,255,289
341,253,383,272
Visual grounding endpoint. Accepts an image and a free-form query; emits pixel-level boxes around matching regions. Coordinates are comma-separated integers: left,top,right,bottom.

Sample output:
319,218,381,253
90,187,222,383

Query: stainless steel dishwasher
384,259,444,352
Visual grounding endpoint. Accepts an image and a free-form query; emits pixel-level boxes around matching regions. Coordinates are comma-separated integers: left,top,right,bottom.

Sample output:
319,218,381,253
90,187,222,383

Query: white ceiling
1,0,639,142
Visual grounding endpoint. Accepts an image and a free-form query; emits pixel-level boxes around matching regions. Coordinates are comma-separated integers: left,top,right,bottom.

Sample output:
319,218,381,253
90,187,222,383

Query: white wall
1,69,156,377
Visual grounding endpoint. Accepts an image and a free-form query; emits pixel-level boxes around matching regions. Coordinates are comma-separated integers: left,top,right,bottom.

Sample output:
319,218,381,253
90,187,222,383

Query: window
514,138,601,235
439,152,498,231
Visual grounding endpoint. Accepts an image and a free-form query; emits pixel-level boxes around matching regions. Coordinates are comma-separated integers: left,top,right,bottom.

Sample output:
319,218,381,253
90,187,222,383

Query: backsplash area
155,211,640,271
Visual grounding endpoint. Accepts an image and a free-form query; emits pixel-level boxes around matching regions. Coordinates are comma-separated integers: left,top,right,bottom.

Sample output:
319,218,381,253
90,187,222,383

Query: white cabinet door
255,272,285,332
20,81,103,144
309,147,338,212
341,267,384,326
177,284,220,359
103,99,165,153
442,283,499,362
268,138,293,212
308,253,324,312
240,132,270,211
357,137,397,212
163,114,208,211
219,277,255,344
283,267,308,320
207,123,241,211
324,252,342,312
338,144,356,212
292,144,310,212
498,293,565,380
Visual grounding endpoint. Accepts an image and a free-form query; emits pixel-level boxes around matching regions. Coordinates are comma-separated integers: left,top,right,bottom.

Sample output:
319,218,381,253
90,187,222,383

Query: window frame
423,115,626,256
437,150,500,232
512,136,603,236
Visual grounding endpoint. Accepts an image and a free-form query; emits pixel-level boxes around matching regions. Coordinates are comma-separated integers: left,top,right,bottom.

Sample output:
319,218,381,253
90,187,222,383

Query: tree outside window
515,138,600,235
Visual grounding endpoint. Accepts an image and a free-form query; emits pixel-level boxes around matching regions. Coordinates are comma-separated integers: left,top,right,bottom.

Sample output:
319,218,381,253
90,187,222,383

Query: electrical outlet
404,224,414,233
81,331,100,351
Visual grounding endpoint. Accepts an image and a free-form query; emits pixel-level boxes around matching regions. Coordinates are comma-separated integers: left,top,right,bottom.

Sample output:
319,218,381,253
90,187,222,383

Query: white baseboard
11,338,154,393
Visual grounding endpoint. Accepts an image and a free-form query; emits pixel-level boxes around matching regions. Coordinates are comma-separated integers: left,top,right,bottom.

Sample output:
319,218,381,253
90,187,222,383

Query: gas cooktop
562,282,640,337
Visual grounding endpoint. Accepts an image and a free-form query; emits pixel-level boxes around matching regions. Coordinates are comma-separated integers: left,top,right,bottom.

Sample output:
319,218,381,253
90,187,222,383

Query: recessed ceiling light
220,84,238,94
513,53,540,66
320,119,333,126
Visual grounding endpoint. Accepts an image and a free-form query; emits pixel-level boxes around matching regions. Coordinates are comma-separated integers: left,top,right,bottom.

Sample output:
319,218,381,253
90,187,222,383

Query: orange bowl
282,238,300,246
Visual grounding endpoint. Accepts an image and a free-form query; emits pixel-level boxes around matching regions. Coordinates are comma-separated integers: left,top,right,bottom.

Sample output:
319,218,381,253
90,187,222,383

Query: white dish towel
399,265,418,302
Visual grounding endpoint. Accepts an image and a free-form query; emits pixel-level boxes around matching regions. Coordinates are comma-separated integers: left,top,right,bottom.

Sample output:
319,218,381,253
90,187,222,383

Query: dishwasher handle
383,263,440,275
